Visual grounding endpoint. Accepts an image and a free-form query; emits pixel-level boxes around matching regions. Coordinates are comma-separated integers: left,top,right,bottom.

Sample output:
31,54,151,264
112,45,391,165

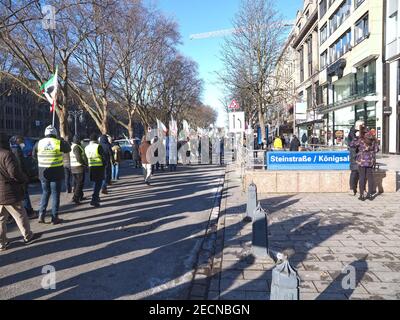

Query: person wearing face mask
9,136,37,218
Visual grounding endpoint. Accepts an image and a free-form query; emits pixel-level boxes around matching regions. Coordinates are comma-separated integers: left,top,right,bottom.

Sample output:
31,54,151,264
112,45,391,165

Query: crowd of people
0,125,169,252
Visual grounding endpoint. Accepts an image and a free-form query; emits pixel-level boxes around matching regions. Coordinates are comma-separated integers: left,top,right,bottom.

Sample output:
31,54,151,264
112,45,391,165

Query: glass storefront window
355,102,376,130
334,106,354,145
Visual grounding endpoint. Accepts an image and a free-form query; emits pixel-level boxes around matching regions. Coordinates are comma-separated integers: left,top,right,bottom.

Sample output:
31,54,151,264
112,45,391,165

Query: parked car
114,139,134,159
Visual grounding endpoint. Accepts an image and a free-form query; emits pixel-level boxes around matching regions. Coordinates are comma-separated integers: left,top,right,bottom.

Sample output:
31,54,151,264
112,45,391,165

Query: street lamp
68,110,84,136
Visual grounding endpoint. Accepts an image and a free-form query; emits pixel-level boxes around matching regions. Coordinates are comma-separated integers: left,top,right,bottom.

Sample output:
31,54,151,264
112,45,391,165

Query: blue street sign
266,151,350,170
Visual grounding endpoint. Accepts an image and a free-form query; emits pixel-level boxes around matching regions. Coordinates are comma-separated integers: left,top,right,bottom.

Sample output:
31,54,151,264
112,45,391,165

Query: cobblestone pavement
207,165,400,300
0,164,224,300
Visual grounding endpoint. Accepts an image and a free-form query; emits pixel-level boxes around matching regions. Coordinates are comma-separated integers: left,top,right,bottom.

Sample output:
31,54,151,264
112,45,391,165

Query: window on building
306,86,313,110
320,0,328,18
355,0,365,9
307,35,313,76
329,0,351,35
297,22,302,31
299,47,304,82
320,23,328,44
329,29,352,63
320,50,328,69
305,10,310,18
387,10,398,44
355,14,369,44
329,0,336,7
6,119,13,129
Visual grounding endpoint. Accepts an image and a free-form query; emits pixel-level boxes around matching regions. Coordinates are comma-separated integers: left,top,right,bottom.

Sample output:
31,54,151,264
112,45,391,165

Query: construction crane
189,20,294,40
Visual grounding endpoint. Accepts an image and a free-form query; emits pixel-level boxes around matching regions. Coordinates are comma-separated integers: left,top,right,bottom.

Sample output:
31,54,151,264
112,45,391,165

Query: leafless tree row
0,0,216,139
219,0,294,140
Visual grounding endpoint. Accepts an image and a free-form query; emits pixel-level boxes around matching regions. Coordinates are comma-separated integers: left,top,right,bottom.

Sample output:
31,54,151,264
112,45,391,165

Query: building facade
0,81,52,138
383,0,400,154
272,32,297,137
292,0,324,143
316,0,384,147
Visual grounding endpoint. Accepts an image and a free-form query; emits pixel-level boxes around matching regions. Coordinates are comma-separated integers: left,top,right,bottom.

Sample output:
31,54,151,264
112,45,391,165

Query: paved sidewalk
207,165,400,300
0,164,224,300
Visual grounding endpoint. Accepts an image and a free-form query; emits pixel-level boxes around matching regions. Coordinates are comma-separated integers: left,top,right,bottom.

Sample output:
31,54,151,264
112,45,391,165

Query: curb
187,166,227,300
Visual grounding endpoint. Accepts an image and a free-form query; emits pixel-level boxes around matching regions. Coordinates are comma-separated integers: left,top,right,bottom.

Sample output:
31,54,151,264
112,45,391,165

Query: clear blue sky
152,0,304,127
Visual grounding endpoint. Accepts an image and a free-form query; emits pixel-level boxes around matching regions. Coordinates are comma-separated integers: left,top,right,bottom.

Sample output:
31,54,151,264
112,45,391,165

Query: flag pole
52,27,56,128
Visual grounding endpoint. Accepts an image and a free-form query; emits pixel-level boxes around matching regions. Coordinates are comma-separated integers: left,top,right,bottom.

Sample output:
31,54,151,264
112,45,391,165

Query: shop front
318,59,378,146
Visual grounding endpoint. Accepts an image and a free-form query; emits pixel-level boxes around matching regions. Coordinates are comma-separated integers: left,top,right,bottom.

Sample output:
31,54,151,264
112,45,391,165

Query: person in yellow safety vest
33,125,71,225
70,135,88,205
273,136,283,150
85,133,106,208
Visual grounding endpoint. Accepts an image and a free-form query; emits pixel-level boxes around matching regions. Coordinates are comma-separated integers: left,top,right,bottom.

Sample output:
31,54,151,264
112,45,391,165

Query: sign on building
266,151,350,170
228,111,245,133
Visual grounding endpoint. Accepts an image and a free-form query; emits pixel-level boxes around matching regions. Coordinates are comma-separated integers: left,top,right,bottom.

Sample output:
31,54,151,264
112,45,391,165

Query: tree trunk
58,107,69,139
258,104,266,142
100,99,109,134
128,116,134,139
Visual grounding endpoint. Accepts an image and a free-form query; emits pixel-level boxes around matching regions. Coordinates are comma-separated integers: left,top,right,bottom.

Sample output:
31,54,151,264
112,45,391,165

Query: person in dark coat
70,135,88,204
350,127,380,201
301,133,308,146
0,134,39,251
85,134,106,207
290,135,301,151
347,127,359,196
99,134,114,194
9,135,37,218
62,137,72,194
131,140,140,168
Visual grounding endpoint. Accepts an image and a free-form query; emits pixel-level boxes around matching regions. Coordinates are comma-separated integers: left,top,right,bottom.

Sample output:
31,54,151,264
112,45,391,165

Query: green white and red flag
40,67,58,112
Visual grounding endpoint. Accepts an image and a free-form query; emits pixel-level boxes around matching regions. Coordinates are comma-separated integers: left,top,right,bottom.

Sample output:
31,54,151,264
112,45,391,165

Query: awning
316,95,378,114
295,119,324,127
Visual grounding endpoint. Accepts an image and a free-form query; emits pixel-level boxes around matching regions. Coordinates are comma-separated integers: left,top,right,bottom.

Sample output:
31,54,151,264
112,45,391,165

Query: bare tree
109,2,180,136
0,0,103,138
219,0,288,140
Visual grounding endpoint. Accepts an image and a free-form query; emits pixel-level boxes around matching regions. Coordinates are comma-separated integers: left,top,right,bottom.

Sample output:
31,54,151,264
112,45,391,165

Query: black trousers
64,167,72,193
350,170,359,192
73,172,85,202
359,166,374,195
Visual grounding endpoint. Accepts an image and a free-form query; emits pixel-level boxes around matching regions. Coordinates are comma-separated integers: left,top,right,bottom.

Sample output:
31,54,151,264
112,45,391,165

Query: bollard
244,182,257,222
251,203,268,258
270,253,300,300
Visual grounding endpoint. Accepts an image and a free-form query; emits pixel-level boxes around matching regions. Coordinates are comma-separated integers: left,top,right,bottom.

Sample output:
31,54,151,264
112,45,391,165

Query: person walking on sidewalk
62,138,73,194
0,134,40,252
111,142,122,181
290,135,301,152
350,127,380,201
70,135,88,205
273,136,283,150
33,126,71,225
99,135,114,194
347,125,361,196
85,134,106,208
139,136,152,186
9,135,37,218
131,140,141,168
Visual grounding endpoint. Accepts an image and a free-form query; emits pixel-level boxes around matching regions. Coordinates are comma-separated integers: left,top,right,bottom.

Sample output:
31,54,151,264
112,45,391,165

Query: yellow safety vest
70,143,85,167
37,137,63,168
85,143,103,167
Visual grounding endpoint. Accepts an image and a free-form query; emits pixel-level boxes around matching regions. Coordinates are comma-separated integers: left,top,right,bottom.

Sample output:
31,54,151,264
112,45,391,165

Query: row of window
0,106,32,117
320,0,365,19
320,14,369,69
0,119,34,130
